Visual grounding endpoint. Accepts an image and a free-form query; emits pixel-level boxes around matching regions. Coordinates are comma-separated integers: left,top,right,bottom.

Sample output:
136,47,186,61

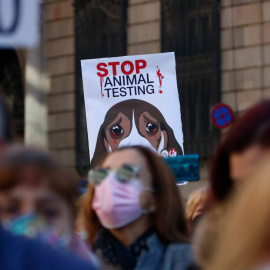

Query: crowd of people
1,93,270,270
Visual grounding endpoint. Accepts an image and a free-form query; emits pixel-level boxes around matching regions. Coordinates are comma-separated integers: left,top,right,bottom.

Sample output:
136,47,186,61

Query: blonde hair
192,200,229,268
205,152,270,270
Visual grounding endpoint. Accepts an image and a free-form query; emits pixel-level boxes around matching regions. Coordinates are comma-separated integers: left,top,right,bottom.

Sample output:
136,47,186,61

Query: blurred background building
0,0,269,200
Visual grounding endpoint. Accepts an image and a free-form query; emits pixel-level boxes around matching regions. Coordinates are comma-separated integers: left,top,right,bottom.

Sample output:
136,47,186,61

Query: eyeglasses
88,164,141,186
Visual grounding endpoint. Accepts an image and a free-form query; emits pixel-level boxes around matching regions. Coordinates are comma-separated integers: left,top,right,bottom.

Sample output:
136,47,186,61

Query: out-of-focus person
185,187,209,234
0,225,99,270
209,99,270,204
206,152,270,270
83,145,193,270
193,100,270,268
0,145,96,264
0,95,99,270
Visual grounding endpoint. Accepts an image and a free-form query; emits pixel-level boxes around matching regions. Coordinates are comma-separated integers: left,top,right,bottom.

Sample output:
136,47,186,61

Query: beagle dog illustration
91,99,183,167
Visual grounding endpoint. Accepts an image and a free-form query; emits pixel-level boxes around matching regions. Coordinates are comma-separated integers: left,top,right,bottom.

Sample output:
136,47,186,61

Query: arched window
0,49,24,140
74,0,128,175
161,0,221,158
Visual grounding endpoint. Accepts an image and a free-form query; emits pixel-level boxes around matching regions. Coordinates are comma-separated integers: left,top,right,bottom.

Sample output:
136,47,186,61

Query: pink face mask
92,173,154,229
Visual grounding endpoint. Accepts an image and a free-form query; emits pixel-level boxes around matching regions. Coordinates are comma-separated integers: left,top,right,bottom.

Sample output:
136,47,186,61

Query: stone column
127,0,161,55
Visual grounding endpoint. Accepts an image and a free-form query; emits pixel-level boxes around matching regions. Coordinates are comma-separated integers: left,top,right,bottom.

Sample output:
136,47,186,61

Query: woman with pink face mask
83,145,193,270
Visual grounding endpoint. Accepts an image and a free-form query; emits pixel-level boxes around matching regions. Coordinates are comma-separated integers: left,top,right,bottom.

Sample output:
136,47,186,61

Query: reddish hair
83,145,188,246
210,100,270,202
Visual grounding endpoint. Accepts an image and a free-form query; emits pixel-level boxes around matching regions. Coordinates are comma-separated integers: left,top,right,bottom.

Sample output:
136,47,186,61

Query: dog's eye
146,122,158,135
111,125,124,137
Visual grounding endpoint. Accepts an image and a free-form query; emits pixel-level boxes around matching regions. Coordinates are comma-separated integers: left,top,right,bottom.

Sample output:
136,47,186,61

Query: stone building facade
12,0,270,199
221,0,270,112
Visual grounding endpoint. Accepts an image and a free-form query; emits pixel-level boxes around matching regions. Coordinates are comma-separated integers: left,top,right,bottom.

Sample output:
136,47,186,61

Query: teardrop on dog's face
91,99,183,167
137,111,168,153
103,112,131,153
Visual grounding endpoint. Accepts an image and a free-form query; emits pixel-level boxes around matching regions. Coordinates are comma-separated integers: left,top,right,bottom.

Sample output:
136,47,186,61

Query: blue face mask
3,214,70,249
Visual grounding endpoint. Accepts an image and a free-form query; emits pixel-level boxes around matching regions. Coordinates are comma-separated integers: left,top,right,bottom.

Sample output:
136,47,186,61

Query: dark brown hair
210,100,270,202
83,145,188,246
0,145,79,219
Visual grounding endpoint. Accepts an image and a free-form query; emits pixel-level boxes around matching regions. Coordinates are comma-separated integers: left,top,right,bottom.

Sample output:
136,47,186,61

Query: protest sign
81,52,183,167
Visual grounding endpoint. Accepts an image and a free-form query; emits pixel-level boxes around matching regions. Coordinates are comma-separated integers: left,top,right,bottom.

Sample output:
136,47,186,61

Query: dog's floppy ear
91,100,133,167
160,121,183,155
91,127,108,167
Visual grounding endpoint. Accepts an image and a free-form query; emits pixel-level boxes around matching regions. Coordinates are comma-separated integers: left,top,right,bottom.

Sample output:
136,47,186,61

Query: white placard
0,0,40,48
81,52,184,167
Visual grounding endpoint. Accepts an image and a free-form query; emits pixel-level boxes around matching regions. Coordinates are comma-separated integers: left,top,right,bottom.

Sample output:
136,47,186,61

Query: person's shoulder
167,242,193,256
26,241,98,270
163,243,194,270
0,227,99,270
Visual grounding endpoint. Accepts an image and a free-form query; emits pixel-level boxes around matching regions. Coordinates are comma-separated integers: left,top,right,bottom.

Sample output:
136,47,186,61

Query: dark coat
95,232,193,270
0,227,99,270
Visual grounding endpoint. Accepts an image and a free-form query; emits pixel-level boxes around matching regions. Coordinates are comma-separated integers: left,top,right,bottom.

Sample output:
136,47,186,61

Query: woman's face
0,184,73,237
229,145,269,183
101,148,156,210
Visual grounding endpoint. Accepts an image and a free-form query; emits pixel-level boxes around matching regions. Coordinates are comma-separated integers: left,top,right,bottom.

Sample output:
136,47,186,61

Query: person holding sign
82,145,193,270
